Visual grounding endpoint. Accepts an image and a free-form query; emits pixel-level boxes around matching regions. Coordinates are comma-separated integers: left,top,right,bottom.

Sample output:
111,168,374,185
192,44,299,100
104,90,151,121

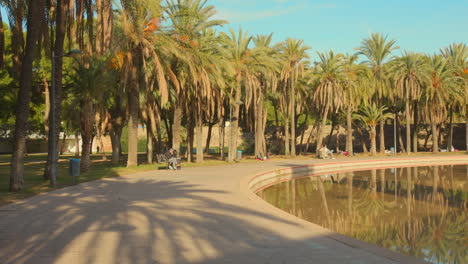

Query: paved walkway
1,157,451,264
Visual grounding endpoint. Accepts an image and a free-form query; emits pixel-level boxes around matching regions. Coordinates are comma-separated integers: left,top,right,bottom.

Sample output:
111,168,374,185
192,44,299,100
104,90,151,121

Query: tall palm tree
357,33,398,153
220,27,254,161
9,0,46,191
422,55,460,153
278,38,310,156
118,0,168,167
389,52,430,155
342,54,368,155
251,34,278,157
311,50,345,153
441,43,468,151
354,104,393,155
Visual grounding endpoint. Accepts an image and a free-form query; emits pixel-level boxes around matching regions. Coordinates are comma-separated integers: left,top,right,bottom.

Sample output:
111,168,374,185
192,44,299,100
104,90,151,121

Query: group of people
165,148,180,170
318,145,336,159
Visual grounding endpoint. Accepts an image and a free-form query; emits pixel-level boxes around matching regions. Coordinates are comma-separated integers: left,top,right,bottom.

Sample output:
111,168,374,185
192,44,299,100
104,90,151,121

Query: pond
257,165,468,264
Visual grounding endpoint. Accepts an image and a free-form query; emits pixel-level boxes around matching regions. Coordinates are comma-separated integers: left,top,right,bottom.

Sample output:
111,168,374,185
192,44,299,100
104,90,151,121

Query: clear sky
211,0,468,59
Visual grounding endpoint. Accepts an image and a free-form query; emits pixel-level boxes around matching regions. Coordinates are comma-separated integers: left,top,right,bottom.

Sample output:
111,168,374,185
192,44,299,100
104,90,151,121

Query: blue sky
211,0,468,59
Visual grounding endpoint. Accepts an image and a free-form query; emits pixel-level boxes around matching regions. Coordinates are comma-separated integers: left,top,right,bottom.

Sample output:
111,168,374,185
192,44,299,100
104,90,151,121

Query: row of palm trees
3,0,468,192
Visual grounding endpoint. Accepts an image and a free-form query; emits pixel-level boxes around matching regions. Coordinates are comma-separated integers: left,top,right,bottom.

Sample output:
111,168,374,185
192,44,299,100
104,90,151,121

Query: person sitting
165,148,179,170
319,145,335,159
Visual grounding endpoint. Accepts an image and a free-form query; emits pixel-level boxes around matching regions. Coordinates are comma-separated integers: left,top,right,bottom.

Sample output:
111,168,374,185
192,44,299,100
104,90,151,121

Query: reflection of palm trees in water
260,165,468,263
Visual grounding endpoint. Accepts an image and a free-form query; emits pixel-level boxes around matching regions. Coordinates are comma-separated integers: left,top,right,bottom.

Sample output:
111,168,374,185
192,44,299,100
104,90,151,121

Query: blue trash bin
237,150,242,160
69,159,81,184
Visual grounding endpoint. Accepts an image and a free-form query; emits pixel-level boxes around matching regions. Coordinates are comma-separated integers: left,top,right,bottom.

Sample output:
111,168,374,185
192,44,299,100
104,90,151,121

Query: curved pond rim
242,156,468,264
248,156,468,194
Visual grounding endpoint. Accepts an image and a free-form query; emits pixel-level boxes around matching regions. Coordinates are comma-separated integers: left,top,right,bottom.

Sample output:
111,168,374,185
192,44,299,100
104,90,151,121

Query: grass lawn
0,153,243,206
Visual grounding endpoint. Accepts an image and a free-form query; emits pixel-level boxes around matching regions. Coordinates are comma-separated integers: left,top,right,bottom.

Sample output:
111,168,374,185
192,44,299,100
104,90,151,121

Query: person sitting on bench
319,144,335,159
165,148,179,170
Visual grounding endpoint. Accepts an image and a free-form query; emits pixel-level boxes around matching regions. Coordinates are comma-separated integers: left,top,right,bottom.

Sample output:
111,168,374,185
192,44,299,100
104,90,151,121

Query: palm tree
422,55,460,153
220,28,254,161
354,104,393,155
441,43,468,151
389,52,430,155
278,38,310,156
311,50,345,153
356,33,399,154
68,56,112,172
252,34,278,158
9,0,46,191
118,0,168,167
342,54,368,155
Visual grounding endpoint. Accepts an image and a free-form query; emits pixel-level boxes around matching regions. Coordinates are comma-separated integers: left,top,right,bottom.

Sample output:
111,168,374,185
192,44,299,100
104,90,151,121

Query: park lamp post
228,100,243,161
50,49,81,186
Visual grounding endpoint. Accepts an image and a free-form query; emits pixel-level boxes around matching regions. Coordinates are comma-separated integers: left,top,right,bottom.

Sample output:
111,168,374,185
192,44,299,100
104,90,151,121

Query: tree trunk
326,122,335,147
284,112,290,156
80,101,94,172
196,108,204,163
74,132,80,157
406,99,411,155
220,119,225,160
412,101,418,153
290,81,296,157
109,124,122,165
379,120,385,153
204,121,215,155
172,102,182,154
356,126,369,153
346,106,353,155
229,84,241,161
147,127,154,164
431,118,439,153
447,106,454,151
370,125,377,156
126,50,140,167
316,103,330,153
187,116,194,163
10,0,46,192
43,78,50,140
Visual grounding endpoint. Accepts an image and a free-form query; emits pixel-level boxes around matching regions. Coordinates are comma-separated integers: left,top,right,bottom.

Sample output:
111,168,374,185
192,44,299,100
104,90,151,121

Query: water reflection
258,165,468,264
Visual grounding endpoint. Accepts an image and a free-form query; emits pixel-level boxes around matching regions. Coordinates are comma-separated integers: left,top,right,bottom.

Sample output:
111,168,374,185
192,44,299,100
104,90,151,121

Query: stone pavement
1,156,455,264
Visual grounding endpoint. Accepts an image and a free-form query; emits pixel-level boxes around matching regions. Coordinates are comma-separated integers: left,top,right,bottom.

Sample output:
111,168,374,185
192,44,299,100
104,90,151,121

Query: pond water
257,165,468,264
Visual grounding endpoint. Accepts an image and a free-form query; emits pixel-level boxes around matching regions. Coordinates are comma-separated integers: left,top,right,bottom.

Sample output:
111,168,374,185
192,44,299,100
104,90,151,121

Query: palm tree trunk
126,50,140,167
371,125,377,156
80,100,94,172
356,126,369,153
219,119,225,160
316,103,330,153
147,126,154,164
346,106,353,155
10,0,46,191
412,101,418,153
187,116,195,163
431,118,439,153
284,112,290,156
405,100,411,155
379,120,385,153
109,124,122,165
229,84,241,161
74,132,80,157
204,121,214,155
196,108,204,163
172,102,182,153
447,106,454,151
290,81,296,157
326,122,335,147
